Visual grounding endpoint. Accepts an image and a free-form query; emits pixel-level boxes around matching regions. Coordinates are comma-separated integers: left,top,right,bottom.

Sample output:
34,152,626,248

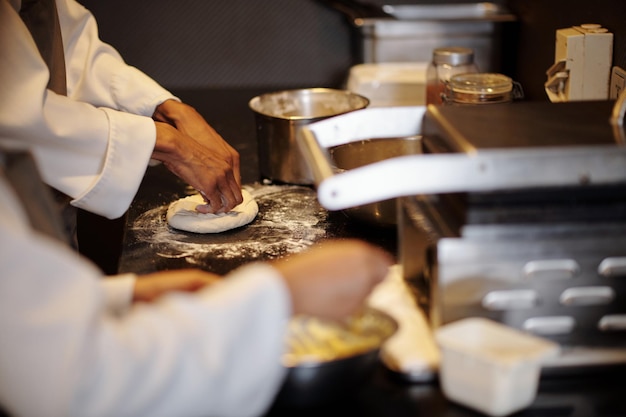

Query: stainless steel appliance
300,99,626,370
400,101,626,370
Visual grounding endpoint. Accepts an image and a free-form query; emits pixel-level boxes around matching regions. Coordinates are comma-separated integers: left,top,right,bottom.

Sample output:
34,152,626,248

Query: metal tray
353,3,516,71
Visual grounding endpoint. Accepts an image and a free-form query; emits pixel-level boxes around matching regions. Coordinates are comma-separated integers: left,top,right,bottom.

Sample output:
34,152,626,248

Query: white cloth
367,265,439,381
100,274,136,315
0,0,178,219
0,175,292,417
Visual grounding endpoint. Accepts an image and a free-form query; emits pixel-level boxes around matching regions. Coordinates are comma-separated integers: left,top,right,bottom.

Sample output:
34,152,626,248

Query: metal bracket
611,85,626,144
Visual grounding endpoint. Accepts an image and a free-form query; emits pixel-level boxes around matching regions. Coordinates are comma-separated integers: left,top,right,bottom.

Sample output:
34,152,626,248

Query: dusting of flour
128,184,329,269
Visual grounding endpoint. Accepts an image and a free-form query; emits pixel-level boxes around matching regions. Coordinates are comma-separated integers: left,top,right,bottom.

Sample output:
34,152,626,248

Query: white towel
367,264,440,382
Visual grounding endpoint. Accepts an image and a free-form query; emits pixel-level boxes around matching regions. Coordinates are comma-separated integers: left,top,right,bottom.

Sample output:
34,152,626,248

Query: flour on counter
129,184,328,268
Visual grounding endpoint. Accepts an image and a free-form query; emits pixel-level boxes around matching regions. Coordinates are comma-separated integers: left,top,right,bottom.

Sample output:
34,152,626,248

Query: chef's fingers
231,148,242,187
218,171,244,209
197,178,242,214
196,191,216,214
197,190,224,214
133,269,223,303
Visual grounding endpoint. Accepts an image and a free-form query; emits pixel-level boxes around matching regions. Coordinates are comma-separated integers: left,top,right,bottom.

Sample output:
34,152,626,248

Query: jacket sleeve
100,274,136,315
0,0,175,219
58,0,179,116
0,178,292,417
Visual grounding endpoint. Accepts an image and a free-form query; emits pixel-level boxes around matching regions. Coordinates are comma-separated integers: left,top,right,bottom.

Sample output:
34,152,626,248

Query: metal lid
446,73,514,104
432,47,475,66
449,73,513,94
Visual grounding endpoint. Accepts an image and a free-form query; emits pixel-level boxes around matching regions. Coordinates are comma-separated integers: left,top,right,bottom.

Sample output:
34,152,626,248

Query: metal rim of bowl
248,88,370,121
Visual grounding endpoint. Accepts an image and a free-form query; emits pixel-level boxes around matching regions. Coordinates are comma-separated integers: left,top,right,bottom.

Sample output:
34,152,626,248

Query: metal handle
298,128,335,185
300,106,626,212
314,147,626,210
299,106,427,186
315,0,395,21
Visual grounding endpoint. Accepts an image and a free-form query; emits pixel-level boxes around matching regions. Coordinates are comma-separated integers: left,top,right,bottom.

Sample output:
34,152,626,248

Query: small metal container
249,88,369,185
329,136,423,226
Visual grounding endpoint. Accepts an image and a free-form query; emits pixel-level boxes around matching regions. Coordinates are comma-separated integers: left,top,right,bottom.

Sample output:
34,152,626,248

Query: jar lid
432,47,475,66
449,73,513,94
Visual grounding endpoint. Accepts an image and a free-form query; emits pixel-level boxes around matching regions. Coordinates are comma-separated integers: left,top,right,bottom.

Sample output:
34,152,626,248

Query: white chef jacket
0,0,178,219
0,173,292,417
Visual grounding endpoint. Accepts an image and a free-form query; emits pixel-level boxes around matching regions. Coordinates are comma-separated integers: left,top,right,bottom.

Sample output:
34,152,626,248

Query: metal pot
329,136,423,226
249,88,369,185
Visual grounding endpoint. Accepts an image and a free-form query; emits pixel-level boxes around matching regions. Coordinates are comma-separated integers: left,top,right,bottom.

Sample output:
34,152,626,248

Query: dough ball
166,189,258,233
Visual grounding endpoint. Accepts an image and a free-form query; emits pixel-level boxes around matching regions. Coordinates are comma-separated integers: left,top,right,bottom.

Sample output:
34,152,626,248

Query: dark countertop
120,88,397,275
119,89,626,417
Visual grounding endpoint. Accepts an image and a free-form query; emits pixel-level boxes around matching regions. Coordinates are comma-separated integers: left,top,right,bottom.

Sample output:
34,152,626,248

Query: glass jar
445,73,517,105
425,47,479,105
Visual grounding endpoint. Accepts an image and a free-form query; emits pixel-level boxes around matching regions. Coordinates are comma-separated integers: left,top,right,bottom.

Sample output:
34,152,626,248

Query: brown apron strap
19,0,67,95
1,150,69,244
19,0,77,248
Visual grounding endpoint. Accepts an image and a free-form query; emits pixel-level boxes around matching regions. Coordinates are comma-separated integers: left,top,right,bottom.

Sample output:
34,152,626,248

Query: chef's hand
272,239,393,321
133,269,222,303
152,100,242,214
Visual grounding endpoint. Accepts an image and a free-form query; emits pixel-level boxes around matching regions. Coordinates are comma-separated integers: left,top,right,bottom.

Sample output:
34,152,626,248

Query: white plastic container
346,62,428,107
435,318,560,417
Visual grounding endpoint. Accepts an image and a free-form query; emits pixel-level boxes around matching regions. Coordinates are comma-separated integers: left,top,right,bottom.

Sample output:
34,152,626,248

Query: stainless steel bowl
329,136,423,226
275,307,397,407
249,88,369,185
